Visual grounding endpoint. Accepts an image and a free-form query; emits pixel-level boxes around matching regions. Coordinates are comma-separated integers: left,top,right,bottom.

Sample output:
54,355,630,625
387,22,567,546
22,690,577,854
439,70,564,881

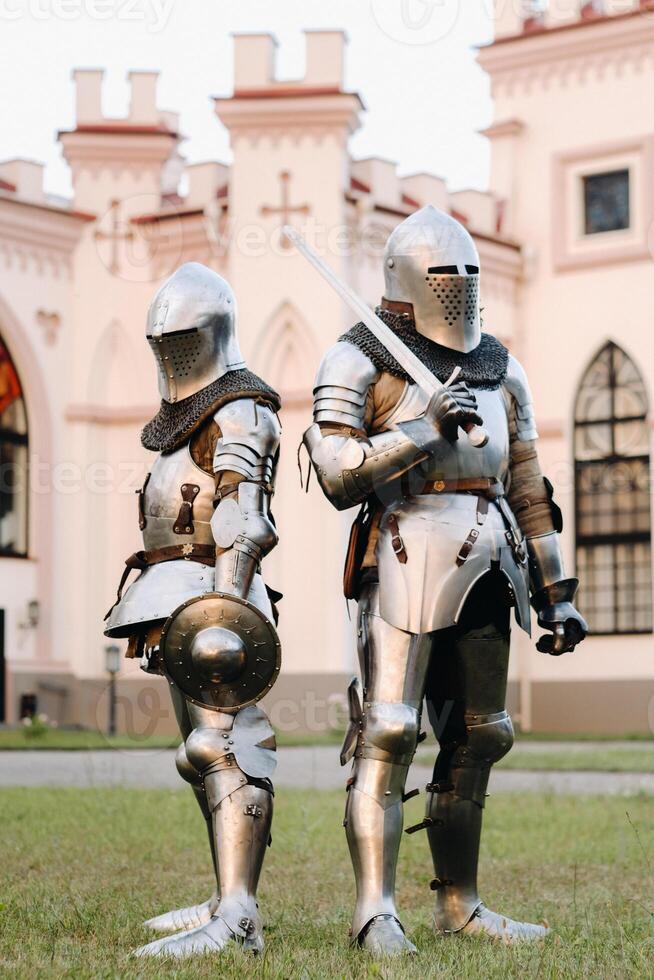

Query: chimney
128,71,159,125
233,33,277,91
73,68,104,124
0,159,45,203
304,31,346,89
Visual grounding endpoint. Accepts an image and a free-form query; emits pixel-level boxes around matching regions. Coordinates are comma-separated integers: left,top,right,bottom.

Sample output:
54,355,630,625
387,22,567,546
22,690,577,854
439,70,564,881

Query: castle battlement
493,0,650,41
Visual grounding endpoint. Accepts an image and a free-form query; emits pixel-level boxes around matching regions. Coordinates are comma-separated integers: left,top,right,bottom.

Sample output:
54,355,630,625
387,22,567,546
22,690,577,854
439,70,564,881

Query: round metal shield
161,592,281,710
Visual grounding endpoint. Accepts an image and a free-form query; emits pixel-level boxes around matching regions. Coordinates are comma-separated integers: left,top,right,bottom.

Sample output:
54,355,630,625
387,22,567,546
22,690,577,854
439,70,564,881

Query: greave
425,778,487,932
425,708,513,933
204,771,273,947
191,783,219,891
345,757,408,940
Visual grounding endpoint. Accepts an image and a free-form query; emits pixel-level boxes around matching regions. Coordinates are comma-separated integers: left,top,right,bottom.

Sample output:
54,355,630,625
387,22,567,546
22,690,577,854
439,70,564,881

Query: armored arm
210,398,280,598
505,356,587,654
304,342,481,511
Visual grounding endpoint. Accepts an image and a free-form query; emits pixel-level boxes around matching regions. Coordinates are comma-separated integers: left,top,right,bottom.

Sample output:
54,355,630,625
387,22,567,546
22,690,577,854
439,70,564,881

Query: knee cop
357,701,421,766
175,741,202,787
184,704,277,810
434,710,514,807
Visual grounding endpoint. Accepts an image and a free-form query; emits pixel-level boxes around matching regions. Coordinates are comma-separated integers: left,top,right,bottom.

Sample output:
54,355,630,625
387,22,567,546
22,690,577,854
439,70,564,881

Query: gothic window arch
574,341,652,634
0,335,28,556
252,301,319,398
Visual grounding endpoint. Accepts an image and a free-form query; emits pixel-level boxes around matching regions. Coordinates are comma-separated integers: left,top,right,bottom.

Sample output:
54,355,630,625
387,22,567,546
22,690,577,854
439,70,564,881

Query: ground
2,787,653,978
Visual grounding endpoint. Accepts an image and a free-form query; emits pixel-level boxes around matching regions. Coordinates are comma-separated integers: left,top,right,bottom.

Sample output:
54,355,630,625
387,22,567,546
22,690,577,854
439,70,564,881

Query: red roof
59,122,177,138
130,207,204,225
350,176,371,194
401,191,420,209
487,4,653,46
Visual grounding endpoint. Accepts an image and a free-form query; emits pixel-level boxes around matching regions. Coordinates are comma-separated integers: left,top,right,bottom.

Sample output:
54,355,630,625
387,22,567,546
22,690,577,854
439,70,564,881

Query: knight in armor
104,262,282,957
303,206,587,955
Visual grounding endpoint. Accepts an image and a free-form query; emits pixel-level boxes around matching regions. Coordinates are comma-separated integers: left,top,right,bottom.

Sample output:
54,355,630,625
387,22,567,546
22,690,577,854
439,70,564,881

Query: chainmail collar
339,308,508,390
141,368,281,454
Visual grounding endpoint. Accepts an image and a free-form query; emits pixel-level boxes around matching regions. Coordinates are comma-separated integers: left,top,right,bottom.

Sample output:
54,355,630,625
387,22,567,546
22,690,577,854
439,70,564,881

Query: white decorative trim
0,197,88,276
35,310,61,344
215,92,362,142
65,404,157,425
478,12,654,95
60,131,177,172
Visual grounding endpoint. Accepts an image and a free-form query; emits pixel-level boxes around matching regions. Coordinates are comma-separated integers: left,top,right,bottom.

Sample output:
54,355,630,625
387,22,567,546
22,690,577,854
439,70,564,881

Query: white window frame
552,135,654,271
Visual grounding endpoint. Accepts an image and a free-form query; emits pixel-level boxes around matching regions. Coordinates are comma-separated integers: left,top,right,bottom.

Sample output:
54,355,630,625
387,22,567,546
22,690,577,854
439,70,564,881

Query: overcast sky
0,0,496,199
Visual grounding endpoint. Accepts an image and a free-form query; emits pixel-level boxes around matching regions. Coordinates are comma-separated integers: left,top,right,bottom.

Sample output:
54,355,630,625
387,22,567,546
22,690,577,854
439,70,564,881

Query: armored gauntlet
527,532,588,655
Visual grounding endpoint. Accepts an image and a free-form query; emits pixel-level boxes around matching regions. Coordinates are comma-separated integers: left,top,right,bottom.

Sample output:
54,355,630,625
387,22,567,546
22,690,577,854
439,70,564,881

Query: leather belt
418,478,504,499
105,543,216,619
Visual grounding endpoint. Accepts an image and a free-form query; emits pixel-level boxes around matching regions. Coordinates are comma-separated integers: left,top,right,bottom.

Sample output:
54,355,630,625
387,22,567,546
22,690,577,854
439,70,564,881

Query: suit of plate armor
304,206,587,956
104,263,282,958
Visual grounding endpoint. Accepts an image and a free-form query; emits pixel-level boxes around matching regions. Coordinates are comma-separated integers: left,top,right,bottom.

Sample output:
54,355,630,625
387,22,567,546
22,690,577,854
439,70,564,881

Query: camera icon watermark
370,0,460,46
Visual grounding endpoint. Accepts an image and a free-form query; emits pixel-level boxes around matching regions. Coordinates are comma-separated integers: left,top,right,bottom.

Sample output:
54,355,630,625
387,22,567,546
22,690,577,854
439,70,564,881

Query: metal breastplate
382,384,510,482
140,444,215,549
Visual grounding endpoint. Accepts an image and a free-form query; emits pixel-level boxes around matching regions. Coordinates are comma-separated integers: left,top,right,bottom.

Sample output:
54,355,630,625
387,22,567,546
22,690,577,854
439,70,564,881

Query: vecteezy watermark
92,680,352,752
370,0,460,46
94,679,175,749
91,193,395,284
0,453,148,498
0,0,175,32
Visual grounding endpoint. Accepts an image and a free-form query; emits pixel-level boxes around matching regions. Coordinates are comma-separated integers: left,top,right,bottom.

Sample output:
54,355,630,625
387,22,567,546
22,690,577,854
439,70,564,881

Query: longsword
283,225,488,448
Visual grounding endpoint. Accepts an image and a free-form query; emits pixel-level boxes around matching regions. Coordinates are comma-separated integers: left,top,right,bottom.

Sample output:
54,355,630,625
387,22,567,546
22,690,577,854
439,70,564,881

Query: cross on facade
260,170,310,248
94,199,135,275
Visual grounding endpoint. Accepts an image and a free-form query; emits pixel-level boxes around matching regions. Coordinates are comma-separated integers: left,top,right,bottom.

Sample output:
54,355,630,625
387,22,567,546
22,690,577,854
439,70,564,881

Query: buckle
430,877,453,891
456,528,479,566
433,480,445,492
405,816,435,835
244,804,263,818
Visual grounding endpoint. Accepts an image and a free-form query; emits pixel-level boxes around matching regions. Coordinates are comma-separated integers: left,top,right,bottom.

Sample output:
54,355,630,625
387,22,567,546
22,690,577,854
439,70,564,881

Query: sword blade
283,225,440,396
283,225,488,448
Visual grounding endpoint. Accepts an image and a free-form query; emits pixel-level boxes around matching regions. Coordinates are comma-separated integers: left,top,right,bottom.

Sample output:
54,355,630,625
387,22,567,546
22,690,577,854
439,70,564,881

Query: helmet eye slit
427,265,459,274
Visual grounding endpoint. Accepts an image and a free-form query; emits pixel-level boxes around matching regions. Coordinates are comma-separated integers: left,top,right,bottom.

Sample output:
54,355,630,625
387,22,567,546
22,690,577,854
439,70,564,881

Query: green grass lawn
1,787,652,978
417,747,654,774
496,748,654,773
0,727,343,751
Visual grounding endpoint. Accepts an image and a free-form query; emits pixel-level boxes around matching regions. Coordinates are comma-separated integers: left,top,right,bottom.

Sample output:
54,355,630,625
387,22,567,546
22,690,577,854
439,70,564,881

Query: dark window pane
583,169,630,235
575,342,652,634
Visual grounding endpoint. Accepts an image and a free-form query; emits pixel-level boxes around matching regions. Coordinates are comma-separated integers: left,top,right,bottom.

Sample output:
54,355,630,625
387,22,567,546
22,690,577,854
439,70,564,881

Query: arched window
0,336,28,556
575,342,652,634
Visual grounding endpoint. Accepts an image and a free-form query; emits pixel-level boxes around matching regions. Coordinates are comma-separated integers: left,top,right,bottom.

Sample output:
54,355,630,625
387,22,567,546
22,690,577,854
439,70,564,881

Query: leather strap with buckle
419,477,504,498
174,483,200,535
380,296,414,317
386,513,407,564
456,528,480,565
136,473,151,531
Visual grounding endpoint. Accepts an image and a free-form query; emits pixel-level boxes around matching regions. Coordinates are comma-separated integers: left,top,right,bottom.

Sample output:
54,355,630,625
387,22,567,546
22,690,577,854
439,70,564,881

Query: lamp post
104,644,121,737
